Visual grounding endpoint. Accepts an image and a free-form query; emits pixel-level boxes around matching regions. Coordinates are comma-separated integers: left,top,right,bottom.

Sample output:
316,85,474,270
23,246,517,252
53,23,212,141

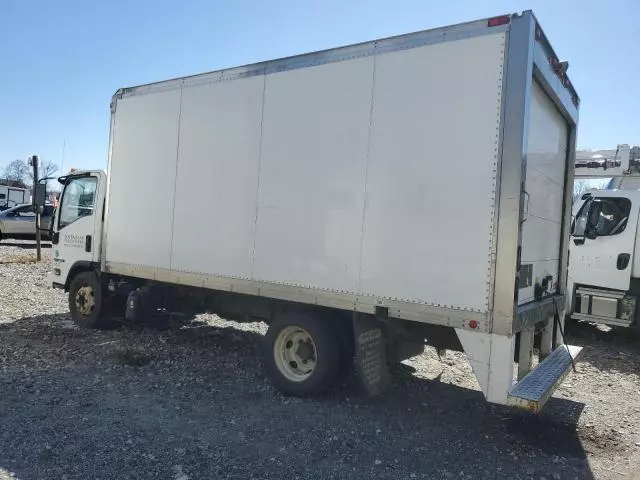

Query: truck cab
50,171,106,289
568,189,640,328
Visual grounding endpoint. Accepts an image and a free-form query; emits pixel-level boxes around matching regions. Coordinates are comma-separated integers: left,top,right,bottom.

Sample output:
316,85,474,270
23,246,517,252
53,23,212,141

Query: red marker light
469,320,478,329
488,15,510,27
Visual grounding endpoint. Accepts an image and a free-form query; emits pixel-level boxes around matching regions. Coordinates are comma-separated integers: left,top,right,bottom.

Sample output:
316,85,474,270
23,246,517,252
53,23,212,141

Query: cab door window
574,197,631,237
58,177,97,229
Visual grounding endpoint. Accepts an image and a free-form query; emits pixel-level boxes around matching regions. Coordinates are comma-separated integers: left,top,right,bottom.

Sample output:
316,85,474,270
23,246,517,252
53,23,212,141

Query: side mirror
33,183,47,208
38,218,51,234
584,202,602,240
587,202,601,225
48,215,54,237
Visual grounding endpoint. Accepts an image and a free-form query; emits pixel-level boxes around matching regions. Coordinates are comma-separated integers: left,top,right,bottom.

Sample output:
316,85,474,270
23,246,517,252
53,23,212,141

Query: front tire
69,271,109,329
263,312,341,397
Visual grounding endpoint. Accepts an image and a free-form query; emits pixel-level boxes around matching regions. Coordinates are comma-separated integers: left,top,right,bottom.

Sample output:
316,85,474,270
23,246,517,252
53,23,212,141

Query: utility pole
29,155,41,261
61,139,66,174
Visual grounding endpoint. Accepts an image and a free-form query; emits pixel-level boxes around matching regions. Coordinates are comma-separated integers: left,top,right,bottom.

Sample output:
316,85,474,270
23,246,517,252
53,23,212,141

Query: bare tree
573,178,611,203
573,180,590,203
2,159,29,188
27,157,58,184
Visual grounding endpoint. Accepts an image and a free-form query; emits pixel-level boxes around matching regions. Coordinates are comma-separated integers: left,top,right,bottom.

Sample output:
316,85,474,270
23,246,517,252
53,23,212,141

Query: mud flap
353,312,391,396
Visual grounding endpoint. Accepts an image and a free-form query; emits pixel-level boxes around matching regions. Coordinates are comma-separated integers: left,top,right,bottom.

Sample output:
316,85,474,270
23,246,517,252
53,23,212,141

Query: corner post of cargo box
100,88,123,274
456,12,536,404
554,81,579,352
518,11,579,354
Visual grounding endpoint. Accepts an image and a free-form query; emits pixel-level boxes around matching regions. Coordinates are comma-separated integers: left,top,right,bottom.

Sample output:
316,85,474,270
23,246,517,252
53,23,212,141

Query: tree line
1,158,59,189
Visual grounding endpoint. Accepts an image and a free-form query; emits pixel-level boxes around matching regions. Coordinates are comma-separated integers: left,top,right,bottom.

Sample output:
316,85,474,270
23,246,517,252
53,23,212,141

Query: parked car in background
0,204,54,240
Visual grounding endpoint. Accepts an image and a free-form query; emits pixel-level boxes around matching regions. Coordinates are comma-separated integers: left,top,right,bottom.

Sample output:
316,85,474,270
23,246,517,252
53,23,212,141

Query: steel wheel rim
273,326,317,382
75,285,96,316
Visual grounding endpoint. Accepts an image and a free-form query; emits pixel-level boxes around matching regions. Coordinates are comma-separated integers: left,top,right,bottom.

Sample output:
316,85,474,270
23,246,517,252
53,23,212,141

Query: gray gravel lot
1,241,639,480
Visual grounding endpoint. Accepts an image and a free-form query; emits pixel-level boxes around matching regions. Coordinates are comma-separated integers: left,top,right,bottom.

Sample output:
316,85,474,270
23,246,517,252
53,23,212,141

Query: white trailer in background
0,185,29,211
567,145,640,329
49,11,581,412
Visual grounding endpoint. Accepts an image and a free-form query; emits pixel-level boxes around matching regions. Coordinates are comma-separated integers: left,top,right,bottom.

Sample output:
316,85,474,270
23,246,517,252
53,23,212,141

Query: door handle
617,253,631,270
85,235,92,253
573,237,585,246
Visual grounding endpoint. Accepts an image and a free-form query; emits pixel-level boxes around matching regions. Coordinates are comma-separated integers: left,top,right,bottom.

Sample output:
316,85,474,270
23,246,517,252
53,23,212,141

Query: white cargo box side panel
360,32,506,312
252,57,375,292
518,80,568,305
106,89,181,268
170,76,265,278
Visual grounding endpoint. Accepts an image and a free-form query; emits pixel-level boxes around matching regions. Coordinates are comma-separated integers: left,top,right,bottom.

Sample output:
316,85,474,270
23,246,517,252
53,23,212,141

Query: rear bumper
514,295,564,333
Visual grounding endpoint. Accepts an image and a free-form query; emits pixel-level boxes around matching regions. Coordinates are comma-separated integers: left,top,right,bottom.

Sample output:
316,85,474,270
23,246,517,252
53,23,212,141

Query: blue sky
1,0,638,174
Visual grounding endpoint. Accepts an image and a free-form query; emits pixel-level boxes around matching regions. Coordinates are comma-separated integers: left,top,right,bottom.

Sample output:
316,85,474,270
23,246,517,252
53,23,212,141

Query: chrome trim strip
104,262,489,331
491,12,536,335
117,18,510,98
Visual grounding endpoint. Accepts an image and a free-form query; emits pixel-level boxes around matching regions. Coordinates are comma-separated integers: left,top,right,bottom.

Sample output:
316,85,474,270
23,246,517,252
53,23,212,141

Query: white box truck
49,11,581,412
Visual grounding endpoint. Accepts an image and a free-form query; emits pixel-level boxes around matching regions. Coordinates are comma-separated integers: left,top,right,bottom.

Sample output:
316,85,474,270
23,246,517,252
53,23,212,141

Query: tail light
487,15,510,27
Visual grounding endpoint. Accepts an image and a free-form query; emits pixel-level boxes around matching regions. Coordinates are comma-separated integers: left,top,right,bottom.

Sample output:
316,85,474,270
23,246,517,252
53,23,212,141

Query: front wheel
263,313,341,397
69,271,110,329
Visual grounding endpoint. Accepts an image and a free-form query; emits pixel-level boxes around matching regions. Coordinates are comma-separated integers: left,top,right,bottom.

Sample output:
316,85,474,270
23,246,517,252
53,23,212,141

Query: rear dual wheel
263,313,350,397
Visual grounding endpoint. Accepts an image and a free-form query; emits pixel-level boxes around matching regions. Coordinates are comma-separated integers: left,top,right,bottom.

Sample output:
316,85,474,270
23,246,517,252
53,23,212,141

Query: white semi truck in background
48,11,581,412
567,145,640,330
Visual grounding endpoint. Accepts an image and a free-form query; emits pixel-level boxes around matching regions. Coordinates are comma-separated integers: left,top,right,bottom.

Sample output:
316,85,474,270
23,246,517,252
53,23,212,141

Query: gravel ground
1,240,640,480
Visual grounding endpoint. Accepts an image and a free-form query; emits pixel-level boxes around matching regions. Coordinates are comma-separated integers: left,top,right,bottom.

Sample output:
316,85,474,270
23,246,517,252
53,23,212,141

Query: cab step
572,312,634,328
507,344,583,413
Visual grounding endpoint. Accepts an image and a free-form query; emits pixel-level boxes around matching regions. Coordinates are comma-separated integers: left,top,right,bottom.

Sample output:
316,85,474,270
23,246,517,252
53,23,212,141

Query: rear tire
263,312,341,397
69,271,110,329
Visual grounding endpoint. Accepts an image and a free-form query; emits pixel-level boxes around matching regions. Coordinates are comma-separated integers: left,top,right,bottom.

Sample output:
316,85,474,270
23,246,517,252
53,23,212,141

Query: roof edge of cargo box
528,11,579,105
111,10,550,108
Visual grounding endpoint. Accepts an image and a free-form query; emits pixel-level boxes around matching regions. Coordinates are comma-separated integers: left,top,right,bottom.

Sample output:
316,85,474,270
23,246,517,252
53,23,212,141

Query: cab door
569,195,639,291
51,172,106,285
